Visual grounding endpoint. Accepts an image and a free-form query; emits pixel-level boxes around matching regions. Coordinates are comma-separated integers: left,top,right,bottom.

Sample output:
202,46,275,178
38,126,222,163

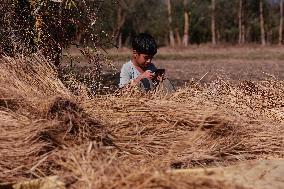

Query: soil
171,159,284,189
112,59,284,87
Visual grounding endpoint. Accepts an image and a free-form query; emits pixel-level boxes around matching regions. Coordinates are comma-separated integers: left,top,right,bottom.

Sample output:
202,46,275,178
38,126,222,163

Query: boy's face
133,51,154,68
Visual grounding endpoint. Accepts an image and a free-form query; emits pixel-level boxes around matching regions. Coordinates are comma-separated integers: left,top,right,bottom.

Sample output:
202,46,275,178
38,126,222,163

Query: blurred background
100,0,283,47
1,0,284,92
1,0,284,51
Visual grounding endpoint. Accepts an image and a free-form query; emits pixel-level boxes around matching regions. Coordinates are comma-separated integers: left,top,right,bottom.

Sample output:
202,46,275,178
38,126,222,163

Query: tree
211,0,216,45
279,0,283,45
115,4,126,48
182,0,190,47
167,0,175,47
267,0,273,44
238,0,244,44
0,0,111,66
112,0,137,48
259,0,266,46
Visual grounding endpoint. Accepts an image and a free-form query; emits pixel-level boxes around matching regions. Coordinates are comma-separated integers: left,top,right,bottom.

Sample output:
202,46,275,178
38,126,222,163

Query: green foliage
123,0,168,46
189,0,211,44
98,0,284,46
1,0,284,53
0,0,113,64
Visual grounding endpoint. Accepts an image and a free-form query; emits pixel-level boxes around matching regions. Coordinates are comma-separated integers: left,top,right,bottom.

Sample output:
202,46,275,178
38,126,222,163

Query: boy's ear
132,50,139,58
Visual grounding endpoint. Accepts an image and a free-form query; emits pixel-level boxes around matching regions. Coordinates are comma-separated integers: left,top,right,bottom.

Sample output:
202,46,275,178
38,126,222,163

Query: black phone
155,69,165,76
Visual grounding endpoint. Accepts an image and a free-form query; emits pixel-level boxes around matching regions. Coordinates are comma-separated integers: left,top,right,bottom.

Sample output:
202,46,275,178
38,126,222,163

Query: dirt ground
171,159,284,189
112,59,284,86
63,46,284,87
87,46,281,87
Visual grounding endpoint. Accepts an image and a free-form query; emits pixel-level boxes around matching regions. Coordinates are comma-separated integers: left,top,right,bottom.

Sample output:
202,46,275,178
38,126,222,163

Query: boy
119,33,175,93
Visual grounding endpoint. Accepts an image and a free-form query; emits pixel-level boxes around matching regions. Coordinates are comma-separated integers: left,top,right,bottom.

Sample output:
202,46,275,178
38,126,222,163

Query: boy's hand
140,70,155,80
156,75,165,81
132,70,154,86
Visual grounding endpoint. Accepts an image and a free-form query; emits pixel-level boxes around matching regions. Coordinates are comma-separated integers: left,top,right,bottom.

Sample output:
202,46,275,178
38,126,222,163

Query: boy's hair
132,33,157,55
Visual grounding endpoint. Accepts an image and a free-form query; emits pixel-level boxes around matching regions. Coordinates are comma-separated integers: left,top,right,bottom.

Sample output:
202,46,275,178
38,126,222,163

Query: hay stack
0,55,111,182
0,54,283,188
55,144,247,189
83,89,283,168
56,81,283,188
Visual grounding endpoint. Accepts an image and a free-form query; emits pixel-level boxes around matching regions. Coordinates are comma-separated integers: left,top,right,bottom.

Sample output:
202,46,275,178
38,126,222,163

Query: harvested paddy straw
0,55,283,189
0,55,112,183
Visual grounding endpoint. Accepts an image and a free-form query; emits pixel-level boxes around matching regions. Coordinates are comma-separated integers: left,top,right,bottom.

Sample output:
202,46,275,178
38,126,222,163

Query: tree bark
211,0,216,45
279,0,283,45
167,0,175,47
259,0,266,46
241,24,245,43
182,0,189,47
113,5,126,48
267,0,273,44
175,28,182,46
238,0,243,44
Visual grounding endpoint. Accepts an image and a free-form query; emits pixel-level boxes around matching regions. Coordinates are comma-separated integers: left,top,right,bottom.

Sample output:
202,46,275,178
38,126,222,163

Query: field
108,46,284,86
0,47,284,189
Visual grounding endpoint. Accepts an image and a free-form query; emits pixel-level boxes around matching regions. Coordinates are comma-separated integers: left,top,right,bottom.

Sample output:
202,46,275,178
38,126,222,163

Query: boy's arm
119,64,131,88
119,65,155,88
132,70,153,85
120,71,147,88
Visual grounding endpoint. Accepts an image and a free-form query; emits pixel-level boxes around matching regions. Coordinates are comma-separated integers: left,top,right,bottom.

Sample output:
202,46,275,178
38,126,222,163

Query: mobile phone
155,69,165,76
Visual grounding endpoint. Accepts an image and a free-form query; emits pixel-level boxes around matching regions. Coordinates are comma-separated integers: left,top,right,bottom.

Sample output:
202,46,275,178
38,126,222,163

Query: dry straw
0,55,110,183
0,54,283,189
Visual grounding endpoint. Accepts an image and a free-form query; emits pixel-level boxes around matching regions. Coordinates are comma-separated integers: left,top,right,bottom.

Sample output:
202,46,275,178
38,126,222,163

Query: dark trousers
139,78,175,93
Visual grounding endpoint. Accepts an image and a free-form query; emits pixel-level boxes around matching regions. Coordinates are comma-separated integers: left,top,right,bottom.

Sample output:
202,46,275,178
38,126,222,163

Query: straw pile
0,55,111,183
84,86,283,167
0,55,283,188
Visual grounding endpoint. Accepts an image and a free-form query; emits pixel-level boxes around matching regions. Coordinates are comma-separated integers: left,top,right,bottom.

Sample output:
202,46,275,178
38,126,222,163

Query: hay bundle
45,97,113,146
0,55,113,182
0,111,54,182
82,86,283,168
0,99,112,182
55,143,248,189
0,55,71,112
0,88,24,111
0,54,283,188
207,79,284,122
51,83,283,188
83,96,241,166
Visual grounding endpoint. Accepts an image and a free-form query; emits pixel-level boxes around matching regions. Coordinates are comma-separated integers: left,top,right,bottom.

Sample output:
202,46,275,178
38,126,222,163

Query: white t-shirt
119,60,157,88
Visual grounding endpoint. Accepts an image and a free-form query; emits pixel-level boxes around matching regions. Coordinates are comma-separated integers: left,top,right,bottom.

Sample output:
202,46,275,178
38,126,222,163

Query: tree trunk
267,0,273,44
259,0,266,46
238,0,243,44
211,0,216,45
114,5,126,48
175,28,182,46
241,0,246,43
167,0,175,47
279,0,283,45
182,0,189,47
118,33,123,49
241,24,245,43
